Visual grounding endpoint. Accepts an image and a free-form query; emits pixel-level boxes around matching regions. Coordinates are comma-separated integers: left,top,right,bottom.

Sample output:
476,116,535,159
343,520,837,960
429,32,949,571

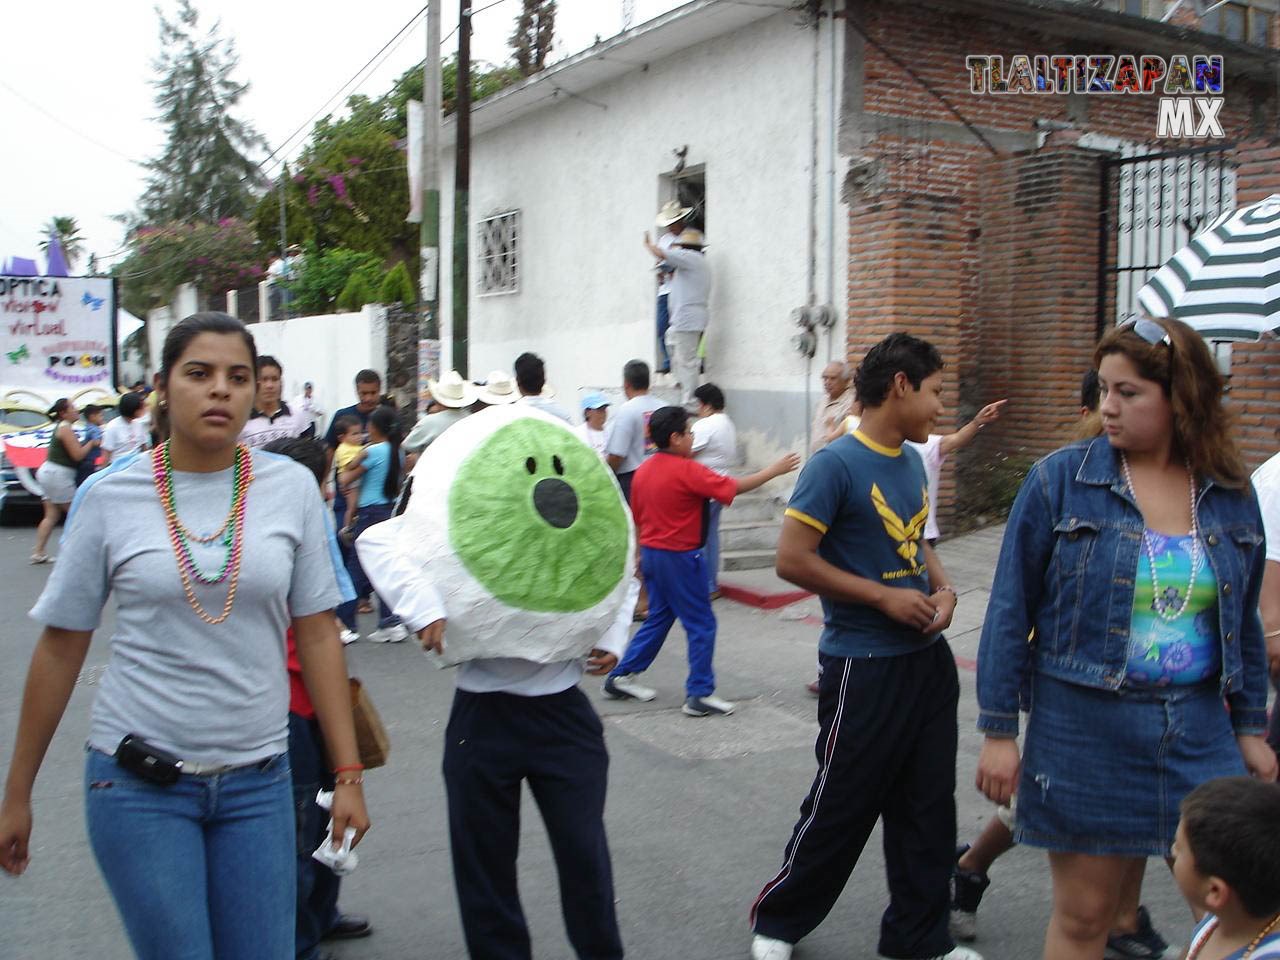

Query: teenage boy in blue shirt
749,333,981,960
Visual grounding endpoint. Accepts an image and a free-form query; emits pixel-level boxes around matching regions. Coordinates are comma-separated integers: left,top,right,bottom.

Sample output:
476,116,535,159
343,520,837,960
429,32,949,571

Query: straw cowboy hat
656,200,692,229
675,228,706,248
426,369,478,409
475,370,519,405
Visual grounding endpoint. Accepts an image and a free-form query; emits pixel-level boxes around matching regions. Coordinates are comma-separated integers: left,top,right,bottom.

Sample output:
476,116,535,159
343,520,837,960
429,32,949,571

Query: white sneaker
339,629,360,646
880,948,984,960
367,624,407,643
683,694,735,716
603,674,657,701
750,935,793,960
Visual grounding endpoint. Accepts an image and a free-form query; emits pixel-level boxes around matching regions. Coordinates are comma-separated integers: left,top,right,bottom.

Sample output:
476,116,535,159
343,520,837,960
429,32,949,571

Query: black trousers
443,686,623,960
751,641,960,959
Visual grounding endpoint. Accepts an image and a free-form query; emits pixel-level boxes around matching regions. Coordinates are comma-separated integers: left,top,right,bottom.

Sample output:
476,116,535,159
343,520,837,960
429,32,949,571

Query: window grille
478,210,520,295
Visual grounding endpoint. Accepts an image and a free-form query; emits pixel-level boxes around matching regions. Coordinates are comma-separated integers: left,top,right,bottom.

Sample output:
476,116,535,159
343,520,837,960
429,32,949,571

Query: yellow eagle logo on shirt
870,483,930,572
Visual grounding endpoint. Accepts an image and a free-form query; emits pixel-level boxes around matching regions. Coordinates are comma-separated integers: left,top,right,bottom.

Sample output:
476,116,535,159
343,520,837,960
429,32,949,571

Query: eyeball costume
355,404,638,664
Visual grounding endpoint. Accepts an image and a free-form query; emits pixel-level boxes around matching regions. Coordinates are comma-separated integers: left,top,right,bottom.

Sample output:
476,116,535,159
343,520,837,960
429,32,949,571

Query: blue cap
581,391,609,411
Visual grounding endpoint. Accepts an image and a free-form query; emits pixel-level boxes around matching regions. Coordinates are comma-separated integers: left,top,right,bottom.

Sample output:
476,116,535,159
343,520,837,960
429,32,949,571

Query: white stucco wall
435,7,848,460
247,305,388,417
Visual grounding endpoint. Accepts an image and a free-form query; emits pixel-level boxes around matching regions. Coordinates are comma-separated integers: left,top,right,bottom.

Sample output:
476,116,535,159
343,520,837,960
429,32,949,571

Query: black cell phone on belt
114,734,182,786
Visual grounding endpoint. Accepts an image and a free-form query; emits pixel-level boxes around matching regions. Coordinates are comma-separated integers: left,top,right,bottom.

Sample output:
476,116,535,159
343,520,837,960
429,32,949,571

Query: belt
179,756,277,776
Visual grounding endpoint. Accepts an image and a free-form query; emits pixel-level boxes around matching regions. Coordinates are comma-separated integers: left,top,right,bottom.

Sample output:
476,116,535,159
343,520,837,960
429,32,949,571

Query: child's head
649,405,691,455
335,415,362,445
82,404,104,425
1174,777,1280,919
262,437,326,486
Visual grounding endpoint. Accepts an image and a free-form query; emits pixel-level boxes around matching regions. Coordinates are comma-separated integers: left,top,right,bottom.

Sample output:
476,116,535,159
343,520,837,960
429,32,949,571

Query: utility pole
421,3,442,340
278,164,289,319
452,0,471,377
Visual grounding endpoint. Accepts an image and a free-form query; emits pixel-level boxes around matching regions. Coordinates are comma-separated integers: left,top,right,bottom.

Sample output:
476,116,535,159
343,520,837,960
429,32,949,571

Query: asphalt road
0,521,1199,960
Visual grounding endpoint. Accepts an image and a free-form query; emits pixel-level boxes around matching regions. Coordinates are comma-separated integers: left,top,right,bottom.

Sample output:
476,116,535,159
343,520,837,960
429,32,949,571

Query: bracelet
333,764,364,774
335,776,365,786
1266,628,1280,640
934,585,957,597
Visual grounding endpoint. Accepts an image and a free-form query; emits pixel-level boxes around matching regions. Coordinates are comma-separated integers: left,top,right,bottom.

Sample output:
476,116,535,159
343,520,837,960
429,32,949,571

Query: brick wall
844,0,1280,529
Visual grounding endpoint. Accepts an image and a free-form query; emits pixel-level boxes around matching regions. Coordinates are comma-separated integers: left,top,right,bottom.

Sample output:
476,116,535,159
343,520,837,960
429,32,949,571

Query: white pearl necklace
1120,451,1200,623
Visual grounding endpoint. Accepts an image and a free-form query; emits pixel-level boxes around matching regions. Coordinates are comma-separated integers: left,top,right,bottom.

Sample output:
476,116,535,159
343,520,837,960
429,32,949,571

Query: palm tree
38,216,85,270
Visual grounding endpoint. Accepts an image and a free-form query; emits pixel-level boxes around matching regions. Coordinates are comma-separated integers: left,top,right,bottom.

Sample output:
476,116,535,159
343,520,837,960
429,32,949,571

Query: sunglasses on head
1120,316,1174,380
1125,316,1172,347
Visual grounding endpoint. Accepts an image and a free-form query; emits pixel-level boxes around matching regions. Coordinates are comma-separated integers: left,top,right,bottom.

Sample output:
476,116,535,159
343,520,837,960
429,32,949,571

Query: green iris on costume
449,417,630,612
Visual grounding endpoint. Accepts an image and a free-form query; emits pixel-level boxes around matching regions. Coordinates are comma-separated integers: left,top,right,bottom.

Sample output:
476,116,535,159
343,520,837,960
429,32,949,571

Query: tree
284,247,382,315
38,217,85,271
336,270,379,312
379,261,416,305
136,0,266,226
112,219,264,317
510,0,557,77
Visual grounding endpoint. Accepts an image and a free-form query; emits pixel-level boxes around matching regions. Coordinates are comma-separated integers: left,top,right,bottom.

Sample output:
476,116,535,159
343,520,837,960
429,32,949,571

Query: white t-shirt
101,416,149,457
692,412,737,475
904,434,945,541
605,394,666,474
576,422,608,457
1252,451,1280,564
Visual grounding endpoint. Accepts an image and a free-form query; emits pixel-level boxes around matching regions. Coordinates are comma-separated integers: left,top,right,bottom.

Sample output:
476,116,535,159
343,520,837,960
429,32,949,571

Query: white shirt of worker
355,520,639,695
662,245,711,405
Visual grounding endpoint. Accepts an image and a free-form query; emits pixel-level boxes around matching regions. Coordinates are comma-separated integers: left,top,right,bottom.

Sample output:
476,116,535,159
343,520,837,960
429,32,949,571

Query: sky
0,0,685,272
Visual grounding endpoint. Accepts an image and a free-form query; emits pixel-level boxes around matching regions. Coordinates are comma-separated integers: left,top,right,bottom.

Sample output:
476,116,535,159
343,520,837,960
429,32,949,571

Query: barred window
478,210,520,295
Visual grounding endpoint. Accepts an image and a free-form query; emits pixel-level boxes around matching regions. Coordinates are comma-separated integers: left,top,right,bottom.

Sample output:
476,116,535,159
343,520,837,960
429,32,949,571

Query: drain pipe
802,3,822,455
826,0,841,361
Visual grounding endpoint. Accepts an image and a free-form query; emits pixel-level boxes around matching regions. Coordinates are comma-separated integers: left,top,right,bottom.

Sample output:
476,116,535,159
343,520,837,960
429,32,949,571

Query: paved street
0,522,1199,960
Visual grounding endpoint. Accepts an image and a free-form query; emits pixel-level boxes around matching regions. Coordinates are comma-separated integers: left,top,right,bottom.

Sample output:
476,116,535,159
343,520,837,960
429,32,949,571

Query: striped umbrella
1137,193,1280,341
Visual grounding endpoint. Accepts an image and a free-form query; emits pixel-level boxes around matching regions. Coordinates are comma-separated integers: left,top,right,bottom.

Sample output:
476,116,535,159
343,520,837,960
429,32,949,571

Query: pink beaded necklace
152,442,254,624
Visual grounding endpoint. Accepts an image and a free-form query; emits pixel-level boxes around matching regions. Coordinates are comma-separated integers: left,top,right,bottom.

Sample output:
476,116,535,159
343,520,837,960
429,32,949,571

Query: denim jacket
976,437,1267,738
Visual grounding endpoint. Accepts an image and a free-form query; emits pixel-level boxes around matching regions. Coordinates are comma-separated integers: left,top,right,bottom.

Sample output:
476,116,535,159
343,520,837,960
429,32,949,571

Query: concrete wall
436,9,848,462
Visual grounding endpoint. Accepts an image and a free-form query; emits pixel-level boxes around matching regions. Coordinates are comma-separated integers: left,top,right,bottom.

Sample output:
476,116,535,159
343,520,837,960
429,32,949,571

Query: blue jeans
85,748,295,960
705,500,723,593
289,713,341,959
346,501,397,627
610,546,717,697
655,294,671,372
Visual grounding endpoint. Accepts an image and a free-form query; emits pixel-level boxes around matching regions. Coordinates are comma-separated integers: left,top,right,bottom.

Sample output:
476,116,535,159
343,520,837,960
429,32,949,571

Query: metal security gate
1097,145,1236,338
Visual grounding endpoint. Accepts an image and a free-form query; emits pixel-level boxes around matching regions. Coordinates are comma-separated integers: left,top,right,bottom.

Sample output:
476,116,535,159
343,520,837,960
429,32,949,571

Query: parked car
0,389,128,524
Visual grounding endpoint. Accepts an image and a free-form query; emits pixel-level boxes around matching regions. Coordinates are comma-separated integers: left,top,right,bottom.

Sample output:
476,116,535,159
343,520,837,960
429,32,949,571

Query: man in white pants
644,228,710,406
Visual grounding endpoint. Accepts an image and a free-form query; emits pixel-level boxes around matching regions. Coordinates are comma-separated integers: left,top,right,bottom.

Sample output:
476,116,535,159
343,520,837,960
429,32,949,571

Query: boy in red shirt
604,405,798,715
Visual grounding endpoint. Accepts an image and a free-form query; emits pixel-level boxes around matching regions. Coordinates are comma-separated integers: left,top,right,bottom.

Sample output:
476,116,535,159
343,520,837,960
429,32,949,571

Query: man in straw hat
645,225,711,406
404,370,478,455
474,370,521,407
653,200,691,379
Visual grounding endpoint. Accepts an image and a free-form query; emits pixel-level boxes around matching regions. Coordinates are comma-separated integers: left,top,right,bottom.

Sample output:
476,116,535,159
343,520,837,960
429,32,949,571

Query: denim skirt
1014,673,1244,855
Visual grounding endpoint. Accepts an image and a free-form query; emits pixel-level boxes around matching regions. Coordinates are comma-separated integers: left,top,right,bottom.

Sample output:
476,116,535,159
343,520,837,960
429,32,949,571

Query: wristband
333,764,364,774
934,585,957,598
1266,628,1280,640
335,776,365,786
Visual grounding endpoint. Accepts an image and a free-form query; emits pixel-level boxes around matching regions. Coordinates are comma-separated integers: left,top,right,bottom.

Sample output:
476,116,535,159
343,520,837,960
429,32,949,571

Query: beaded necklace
152,442,254,625
1120,451,1199,623
1186,912,1280,959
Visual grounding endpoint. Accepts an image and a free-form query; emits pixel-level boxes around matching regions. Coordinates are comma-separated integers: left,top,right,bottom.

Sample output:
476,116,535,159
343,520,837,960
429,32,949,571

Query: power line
443,0,515,46
258,4,430,180
0,78,144,167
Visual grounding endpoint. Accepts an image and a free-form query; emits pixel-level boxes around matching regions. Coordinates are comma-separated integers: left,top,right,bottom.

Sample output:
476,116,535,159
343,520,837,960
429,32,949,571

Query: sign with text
1,275,116,393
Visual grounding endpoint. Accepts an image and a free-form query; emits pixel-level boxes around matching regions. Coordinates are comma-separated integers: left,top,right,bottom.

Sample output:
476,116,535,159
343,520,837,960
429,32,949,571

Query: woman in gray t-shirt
0,313,370,959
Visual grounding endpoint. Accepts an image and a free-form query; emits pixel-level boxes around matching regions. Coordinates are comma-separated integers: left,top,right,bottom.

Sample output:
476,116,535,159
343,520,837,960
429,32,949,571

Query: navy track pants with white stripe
750,641,960,959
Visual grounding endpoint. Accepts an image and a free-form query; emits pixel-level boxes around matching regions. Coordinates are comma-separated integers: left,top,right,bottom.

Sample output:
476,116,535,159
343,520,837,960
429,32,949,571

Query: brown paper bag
349,677,390,769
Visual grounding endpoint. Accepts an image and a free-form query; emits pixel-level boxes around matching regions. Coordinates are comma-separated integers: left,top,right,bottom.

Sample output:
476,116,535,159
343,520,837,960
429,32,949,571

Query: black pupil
525,457,536,474
553,456,564,476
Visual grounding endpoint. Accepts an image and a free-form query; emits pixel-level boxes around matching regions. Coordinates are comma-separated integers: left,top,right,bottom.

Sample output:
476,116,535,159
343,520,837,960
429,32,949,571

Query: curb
717,582,814,610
